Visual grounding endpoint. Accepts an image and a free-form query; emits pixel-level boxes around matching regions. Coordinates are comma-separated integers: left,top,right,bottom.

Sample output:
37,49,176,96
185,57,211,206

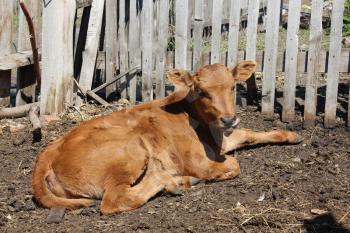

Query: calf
32,61,302,214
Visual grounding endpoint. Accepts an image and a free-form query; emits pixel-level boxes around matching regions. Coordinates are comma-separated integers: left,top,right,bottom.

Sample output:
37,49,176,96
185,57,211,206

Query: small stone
311,208,328,215
147,209,156,214
292,157,301,163
40,115,61,126
9,123,26,135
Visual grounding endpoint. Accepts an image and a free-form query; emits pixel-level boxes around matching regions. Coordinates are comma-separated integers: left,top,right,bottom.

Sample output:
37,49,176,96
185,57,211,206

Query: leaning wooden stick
19,0,41,87
28,104,41,142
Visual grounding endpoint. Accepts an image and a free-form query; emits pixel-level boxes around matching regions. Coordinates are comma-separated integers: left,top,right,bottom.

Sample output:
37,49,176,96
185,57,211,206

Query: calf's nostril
220,116,235,126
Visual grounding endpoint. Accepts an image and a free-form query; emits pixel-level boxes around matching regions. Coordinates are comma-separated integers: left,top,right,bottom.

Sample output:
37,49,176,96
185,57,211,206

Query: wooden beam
118,0,129,99
324,0,345,128
245,0,260,105
77,0,105,106
41,0,76,114
303,0,323,128
192,0,204,72
128,0,141,104
175,0,188,69
282,0,301,122
155,0,169,99
210,0,223,64
105,0,118,98
261,0,281,118
141,0,154,101
0,0,13,107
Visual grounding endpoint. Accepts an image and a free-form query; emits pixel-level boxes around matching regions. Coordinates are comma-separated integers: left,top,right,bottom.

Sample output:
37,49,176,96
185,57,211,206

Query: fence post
0,0,13,107
16,0,41,106
282,0,301,122
155,0,169,99
227,0,241,69
105,0,118,99
118,0,128,99
76,0,105,106
324,0,345,128
303,0,323,128
141,0,153,101
210,0,223,64
175,0,188,70
193,0,204,71
128,0,141,104
261,0,281,118
245,0,260,105
41,0,76,114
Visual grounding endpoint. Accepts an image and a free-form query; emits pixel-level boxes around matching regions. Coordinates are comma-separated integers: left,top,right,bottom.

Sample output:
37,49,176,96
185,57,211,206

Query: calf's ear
232,60,257,81
167,69,193,87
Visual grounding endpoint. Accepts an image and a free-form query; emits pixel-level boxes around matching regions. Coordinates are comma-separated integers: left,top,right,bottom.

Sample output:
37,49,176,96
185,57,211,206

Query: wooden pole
41,0,76,114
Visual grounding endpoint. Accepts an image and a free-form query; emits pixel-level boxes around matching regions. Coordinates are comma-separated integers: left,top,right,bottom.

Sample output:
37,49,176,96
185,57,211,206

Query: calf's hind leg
100,161,166,214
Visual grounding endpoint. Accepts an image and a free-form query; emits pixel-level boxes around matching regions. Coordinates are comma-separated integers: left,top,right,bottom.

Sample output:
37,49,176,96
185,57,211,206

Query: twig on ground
28,104,41,142
339,208,350,223
19,1,41,87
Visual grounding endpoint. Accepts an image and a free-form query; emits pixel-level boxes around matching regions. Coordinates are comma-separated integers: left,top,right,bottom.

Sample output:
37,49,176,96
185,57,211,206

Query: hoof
189,177,202,186
293,133,303,144
168,188,183,196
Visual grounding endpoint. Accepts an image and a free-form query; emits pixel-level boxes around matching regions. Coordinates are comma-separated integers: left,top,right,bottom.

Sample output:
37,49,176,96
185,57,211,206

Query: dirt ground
0,100,349,233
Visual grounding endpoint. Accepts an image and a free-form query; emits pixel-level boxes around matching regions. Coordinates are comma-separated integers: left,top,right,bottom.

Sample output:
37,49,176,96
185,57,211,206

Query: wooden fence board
16,0,41,106
41,0,76,114
227,0,241,68
348,88,350,127
155,0,169,99
0,0,13,106
261,0,281,118
118,0,129,99
175,0,188,69
303,0,323,128
77,0,104,104
141,0,153,101
105,0,118,99
245,0,260,105
193,0,204,71
324,0,345,128
128,0,140,104
282,0,301,122
210,0,223,64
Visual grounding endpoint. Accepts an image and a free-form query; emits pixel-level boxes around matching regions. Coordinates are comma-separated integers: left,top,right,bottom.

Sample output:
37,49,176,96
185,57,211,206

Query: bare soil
0,103,349,233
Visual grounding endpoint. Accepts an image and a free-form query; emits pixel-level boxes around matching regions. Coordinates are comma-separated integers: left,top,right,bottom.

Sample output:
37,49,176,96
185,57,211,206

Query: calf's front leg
222,128,303,153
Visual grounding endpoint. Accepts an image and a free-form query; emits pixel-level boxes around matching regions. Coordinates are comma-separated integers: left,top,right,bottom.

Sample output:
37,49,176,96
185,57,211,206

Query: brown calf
32,61,302,214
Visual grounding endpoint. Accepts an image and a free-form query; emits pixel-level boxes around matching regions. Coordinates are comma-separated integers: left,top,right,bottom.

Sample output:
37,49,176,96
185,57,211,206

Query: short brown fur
32,61,302,214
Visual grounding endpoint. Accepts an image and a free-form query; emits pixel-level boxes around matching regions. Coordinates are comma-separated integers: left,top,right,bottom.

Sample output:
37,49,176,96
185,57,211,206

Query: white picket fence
0,0,349,128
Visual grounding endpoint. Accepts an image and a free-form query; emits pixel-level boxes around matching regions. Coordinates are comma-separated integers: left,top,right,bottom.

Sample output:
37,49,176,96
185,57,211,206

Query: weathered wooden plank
141,0,153,101
0,0,13,106
155,0,169,99
324,0,345,128
261,0,281,118
175,0,188,69
0,51,36,70
348,88,350,128
118,0,128,99
245,0,260,105
16,0,41,106
128,0,141,104
105,0,118,99
192,0,204,71
77,0,92,8
303,0,323,128
227,0,241,68
77,0,104,106
41,0,76,114
210,0,223,64
282,0,301,122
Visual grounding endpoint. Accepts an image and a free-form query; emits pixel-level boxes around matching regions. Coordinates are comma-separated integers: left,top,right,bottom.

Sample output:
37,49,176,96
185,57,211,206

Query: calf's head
168,61,256,134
